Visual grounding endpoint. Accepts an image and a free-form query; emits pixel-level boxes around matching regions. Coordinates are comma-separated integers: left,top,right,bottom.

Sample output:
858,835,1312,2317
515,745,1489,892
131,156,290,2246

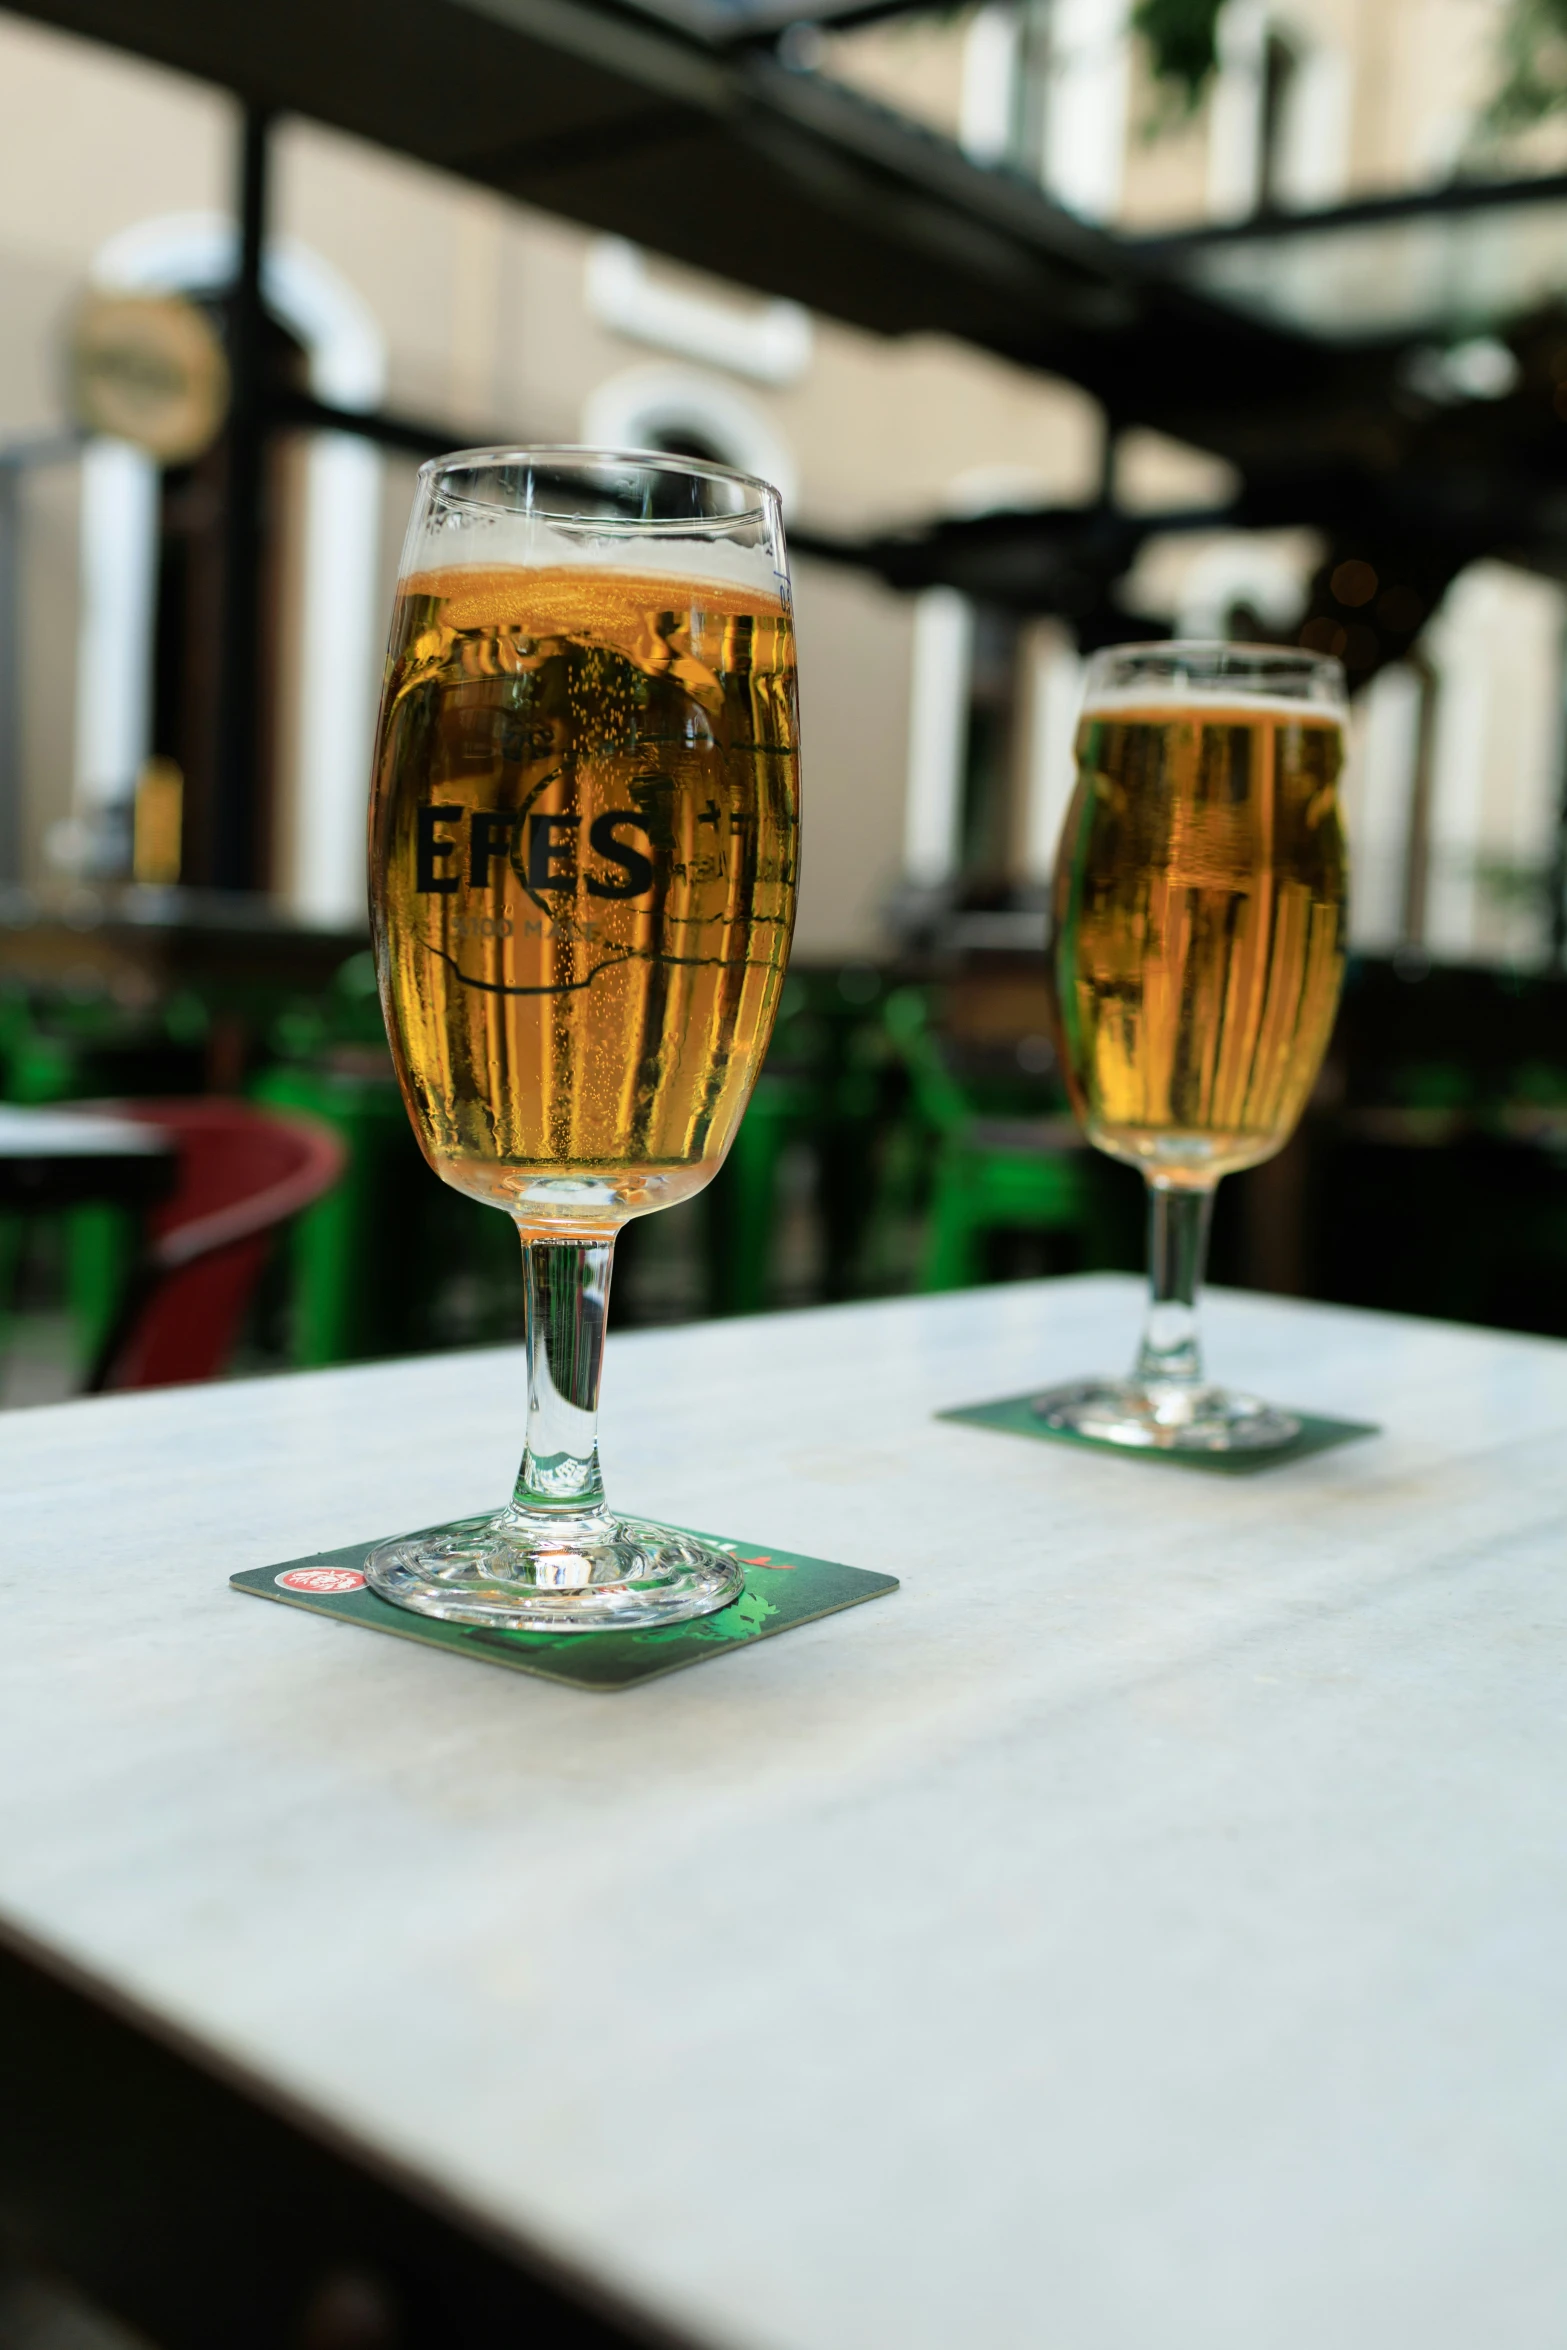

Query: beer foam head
1080,685,1345,721
401,446,789,607
1079,640,1346,723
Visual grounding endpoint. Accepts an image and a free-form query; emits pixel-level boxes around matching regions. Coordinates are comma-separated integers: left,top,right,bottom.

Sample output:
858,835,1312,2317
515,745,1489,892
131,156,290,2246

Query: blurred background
4,0,1567,1405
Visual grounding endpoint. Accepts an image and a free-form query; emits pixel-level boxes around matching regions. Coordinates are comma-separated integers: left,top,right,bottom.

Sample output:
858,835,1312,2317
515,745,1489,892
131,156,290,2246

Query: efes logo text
417,805,658,903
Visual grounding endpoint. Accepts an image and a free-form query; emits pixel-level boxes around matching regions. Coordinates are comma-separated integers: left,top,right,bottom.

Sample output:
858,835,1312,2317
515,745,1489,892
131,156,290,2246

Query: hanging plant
1485,0,1567,133
1133,0,1567,147
1132,0,1226,112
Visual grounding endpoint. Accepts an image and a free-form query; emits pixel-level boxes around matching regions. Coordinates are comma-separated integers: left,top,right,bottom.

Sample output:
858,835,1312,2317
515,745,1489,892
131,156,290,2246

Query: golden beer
371,562,799,1234
1053,696,1346,1186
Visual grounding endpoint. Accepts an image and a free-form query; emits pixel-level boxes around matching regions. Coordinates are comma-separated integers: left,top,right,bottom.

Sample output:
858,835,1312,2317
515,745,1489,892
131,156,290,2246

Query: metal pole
0,455,20,889
213,100,273,893
1552,616,1567,972
0,436,78,893
1400,649,1439,955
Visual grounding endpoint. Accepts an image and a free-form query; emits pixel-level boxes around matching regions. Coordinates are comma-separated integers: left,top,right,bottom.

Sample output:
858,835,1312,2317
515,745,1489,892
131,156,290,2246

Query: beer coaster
231,1526,897,1691
938,1393,1378,1474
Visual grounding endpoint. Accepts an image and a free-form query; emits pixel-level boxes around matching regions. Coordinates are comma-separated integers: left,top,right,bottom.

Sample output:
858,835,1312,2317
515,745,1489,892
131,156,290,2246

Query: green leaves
1485,0,1567,133
1132,0,1224,111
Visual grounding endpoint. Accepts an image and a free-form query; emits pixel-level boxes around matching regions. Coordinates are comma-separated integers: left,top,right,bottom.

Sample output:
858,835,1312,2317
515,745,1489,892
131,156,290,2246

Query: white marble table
0,1105,169,1156
0,1100,174,1212
4,1274,1567,2349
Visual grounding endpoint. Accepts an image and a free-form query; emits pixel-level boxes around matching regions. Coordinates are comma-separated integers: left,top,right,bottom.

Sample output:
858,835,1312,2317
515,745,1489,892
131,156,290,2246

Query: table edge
0,1911,714,2350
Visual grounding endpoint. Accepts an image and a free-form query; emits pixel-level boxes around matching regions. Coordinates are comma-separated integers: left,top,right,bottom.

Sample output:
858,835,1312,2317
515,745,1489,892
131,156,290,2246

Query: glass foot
1032,1378,1300,1454
365,1508,743,1633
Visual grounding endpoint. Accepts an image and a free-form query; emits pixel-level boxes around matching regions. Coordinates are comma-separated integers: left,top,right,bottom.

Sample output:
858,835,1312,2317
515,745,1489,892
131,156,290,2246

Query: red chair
81,1101,346,1392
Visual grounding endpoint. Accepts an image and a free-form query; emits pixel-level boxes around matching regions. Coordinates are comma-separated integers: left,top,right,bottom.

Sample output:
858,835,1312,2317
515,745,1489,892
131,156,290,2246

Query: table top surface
4,1274,1566,2350
0,1103,171,1157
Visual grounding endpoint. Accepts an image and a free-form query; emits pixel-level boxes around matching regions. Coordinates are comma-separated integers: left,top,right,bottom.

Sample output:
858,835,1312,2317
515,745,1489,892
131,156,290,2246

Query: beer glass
366,449,798,1628
1037,641,1347,1451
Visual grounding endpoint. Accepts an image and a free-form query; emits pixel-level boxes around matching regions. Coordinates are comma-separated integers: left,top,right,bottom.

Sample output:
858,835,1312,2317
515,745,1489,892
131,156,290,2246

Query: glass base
365,1508,744,1634
1032,1378,1300,1454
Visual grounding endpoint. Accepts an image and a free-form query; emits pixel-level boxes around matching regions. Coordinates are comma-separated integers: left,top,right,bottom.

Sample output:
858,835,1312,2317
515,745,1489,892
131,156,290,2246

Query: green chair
881,988,1099,1292
702,968,892,1316
702,975,824,1316
252,956,421,1365
255,949,531,1364
251,1057,422,1365
0,986,210,1375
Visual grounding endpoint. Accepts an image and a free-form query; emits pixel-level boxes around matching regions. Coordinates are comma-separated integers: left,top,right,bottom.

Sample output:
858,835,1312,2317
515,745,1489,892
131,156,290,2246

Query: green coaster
231,1526,897,1691
938,1393,1378,1475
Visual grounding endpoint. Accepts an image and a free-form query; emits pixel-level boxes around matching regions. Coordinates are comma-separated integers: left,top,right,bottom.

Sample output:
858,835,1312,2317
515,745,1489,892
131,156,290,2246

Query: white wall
790,558,915,956
1017,620,1083,883
1044,0,1133,222
902,588,975,888
1345,662,1418,951
77,211,386,924
1423,564,1565,964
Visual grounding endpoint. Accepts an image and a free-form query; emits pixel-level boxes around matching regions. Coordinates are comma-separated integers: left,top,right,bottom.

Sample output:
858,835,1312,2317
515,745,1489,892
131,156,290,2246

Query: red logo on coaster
277,1567,365,1594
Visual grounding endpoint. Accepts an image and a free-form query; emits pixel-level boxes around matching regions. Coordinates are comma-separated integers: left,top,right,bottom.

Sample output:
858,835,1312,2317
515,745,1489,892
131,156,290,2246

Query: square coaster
231,1526,897,1690
938,1392,1378,1475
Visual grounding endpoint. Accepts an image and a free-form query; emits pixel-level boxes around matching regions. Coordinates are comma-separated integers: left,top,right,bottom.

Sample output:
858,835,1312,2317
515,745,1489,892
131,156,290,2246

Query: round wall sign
68,290,230,464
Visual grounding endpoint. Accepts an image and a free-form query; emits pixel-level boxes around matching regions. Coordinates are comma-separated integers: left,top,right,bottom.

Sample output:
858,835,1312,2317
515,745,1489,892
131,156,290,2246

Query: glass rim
415,442,780,530
1084,637,1347,702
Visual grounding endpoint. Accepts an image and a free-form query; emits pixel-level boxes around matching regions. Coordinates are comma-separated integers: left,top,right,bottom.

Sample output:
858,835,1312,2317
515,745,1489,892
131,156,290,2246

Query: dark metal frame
37,72,1567,914
211,104,273,894
8,0,1567,885
1134,164,1567,252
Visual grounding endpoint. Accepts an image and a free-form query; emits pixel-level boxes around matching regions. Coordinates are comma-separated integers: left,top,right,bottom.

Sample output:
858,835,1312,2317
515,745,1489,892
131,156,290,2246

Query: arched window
581,365,798,510
1174,534,1312,641
73,214,386,923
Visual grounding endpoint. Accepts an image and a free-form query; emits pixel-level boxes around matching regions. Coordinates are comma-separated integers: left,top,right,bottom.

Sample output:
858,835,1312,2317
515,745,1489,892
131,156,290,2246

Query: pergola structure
8,0,1567,882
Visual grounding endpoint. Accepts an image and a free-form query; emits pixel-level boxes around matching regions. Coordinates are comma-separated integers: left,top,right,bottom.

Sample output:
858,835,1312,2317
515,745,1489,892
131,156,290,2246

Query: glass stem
1134,1182,1215,1392
511,1235,614,1528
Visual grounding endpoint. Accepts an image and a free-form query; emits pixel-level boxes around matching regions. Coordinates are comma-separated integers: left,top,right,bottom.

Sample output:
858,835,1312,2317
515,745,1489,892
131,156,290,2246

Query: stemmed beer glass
366,449,798,1628
1038,641,1348,1451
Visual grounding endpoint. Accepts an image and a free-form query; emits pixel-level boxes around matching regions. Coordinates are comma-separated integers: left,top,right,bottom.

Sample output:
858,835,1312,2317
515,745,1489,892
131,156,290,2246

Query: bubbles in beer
371,565,799,1233
1054,697,1347,1183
